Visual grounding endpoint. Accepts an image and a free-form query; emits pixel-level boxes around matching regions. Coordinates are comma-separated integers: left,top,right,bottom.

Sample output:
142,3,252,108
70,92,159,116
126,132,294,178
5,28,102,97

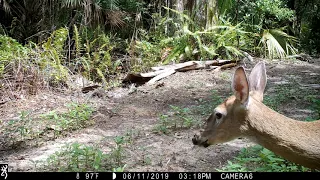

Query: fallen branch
213,63,238,73
146,69,176,85
122,60,237,85
220,62,237,70
151,60,232,71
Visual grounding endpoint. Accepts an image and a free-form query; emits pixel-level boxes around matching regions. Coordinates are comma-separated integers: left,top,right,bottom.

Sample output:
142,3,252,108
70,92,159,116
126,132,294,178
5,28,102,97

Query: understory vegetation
2,103,94,149
1,0,319,173
1,0,319,95
217,145,311,172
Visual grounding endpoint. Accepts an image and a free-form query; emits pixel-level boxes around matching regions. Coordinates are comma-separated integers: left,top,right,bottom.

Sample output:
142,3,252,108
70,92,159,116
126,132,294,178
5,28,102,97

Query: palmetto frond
108,0,119,11
0,0,11,14
260,29,298,59
62,0,104,25
106,10,125,28
63,0,83,8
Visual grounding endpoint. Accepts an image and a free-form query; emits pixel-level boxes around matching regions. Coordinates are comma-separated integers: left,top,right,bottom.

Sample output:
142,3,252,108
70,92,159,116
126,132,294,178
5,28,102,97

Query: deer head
192,61,267,147
192,61,320,170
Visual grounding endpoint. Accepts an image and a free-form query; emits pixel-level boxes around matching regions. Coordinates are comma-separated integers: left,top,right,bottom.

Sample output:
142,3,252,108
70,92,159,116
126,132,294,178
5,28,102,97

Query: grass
217,145,311,172
263,82,298,111
219,71,231,81
3,111,33,145
264,81,319,122
263,78,318,112
40,103,94,131
122,128,142,144
191,90,226,116
153,105,198,134
36,137,127,172
1,103,94,149
304,97,320,121
33,127,141,172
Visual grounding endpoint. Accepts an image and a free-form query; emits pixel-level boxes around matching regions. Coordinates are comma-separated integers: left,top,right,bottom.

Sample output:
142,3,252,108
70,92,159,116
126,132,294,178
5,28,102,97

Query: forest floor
0,57,319,172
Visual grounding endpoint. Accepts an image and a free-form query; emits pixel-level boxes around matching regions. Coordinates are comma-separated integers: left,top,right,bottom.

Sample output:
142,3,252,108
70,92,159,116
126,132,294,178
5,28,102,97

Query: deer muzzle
192,134,210,147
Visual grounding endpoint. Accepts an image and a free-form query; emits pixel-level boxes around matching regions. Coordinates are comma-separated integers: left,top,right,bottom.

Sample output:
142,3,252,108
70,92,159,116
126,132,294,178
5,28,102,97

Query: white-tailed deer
192,61,320,170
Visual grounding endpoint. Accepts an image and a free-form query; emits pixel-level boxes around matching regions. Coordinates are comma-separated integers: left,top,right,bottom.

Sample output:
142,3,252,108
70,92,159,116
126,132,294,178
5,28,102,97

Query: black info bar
1,171,319,180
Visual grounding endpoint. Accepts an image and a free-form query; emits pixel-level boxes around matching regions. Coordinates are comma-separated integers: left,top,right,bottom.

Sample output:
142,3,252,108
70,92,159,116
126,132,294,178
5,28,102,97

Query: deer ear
232,67,249,104
249,61,267,102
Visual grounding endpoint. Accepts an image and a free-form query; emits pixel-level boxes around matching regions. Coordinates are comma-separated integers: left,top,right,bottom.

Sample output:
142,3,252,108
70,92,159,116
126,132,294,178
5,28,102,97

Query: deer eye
215,112,222,119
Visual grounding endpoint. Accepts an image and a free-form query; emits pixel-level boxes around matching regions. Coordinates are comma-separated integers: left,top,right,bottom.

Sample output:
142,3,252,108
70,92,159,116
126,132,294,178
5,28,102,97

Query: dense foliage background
0,0,319,86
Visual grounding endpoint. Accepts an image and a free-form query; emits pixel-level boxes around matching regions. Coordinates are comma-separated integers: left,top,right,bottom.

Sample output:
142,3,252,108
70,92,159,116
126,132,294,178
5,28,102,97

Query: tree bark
206,0,218,29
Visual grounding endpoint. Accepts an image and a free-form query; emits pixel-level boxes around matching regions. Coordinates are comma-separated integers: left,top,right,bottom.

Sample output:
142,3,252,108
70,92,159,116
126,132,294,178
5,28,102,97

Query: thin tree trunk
206,0,218,29
176,0,184,12
165,0,169,35
176,0,184,22
235,0,238,24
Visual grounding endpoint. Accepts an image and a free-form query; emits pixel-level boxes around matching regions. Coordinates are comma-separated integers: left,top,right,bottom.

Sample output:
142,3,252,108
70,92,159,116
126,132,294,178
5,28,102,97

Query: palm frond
63,0,83,8
1,0,11,14
269,29,298,53
224,45,242,58
108,0,119,11
260,29,298,59
106,10,126,28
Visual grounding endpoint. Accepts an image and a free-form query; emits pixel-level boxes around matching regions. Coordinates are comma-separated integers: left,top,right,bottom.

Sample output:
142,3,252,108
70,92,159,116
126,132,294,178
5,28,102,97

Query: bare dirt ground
0,58,319,172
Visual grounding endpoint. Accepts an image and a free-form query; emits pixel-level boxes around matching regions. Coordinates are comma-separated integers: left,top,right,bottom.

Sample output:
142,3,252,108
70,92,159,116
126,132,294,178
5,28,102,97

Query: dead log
81,85,101,93
122,60,237,85
122,73,153,85
151,60,232,71
146,69,176,85
220,63,237,70
213,63,237,72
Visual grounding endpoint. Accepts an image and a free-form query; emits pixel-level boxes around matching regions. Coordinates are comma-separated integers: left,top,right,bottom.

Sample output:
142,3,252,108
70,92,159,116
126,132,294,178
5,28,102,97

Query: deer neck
243,97,320,170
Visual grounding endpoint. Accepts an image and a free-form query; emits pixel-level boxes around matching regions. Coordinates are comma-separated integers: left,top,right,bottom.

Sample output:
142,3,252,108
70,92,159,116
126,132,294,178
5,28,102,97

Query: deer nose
192,134,200,145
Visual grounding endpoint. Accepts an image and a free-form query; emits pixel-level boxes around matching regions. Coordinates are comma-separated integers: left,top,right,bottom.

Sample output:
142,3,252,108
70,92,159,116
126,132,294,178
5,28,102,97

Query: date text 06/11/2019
121,173,210,180
121,173,170,180
121,173,211,180
120,172,254,180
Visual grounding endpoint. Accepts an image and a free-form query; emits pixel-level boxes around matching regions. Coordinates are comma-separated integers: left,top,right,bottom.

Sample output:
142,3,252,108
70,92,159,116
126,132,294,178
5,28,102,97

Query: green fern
41,28,69,83
96,68,107,85
73,25,82,58
0,35,30,75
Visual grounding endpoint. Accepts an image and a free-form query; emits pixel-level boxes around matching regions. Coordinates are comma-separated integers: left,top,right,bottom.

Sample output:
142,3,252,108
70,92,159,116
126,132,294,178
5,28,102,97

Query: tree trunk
206,0,218,29
176,0,184,12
